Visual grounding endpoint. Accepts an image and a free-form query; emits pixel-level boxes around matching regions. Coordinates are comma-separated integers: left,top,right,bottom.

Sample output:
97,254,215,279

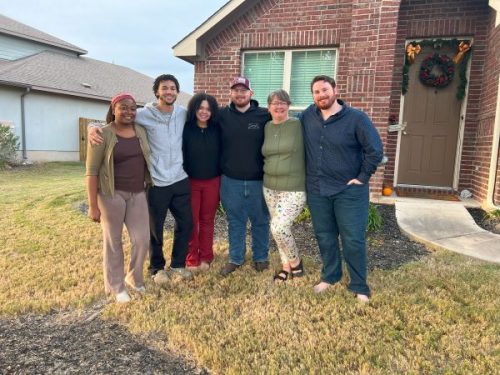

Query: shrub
367,203,382,232
0,123,19,168
294,203,382,232
483,209,500,221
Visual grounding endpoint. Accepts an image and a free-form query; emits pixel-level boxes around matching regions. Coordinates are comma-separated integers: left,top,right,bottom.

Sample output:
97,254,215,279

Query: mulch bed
0,302,206,375
467,207,500,234
1,203,431,374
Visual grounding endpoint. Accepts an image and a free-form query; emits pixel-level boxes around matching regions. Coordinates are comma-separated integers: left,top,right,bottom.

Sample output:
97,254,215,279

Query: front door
397,44,462,187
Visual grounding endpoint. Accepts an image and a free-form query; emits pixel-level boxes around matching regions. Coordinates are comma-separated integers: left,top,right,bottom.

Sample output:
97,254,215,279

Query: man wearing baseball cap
219,77,272,276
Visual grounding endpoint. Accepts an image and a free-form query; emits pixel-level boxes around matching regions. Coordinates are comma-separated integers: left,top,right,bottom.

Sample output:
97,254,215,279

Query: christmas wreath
402,39,471,100
419,53,455,88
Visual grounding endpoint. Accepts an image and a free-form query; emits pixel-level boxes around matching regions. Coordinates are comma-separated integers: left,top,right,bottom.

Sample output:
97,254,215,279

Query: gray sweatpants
98,190,149,294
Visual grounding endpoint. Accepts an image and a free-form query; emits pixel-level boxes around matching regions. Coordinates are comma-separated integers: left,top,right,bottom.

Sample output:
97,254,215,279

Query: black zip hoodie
218,99,271,180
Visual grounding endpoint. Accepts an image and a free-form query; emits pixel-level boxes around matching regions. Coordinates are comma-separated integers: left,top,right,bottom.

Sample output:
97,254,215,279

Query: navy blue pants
307,184,370,295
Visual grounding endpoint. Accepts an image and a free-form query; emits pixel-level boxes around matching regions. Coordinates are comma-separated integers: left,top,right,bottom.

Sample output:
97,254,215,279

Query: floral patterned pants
263,187,306,264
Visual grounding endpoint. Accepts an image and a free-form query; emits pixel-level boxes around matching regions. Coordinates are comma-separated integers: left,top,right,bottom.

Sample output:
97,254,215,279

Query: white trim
173,0,245,60
453,46,473,190
241,47,338,110
489,0,500,27
282,52,292,93
486,75,500,209
394,37,472,190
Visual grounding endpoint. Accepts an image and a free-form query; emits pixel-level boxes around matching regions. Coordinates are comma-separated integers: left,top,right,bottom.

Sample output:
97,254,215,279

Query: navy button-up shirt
300,100,383,196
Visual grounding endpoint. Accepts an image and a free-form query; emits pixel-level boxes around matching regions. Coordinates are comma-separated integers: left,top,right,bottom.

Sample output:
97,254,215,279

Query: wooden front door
397,45,462,187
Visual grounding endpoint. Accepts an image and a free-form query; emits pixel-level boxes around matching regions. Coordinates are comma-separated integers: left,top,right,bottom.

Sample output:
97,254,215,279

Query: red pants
186,176,221,266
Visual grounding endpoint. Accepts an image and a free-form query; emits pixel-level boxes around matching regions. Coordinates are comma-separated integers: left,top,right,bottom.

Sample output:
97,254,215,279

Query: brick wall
195,0,403,196
192,0,495,200
385,0,491,201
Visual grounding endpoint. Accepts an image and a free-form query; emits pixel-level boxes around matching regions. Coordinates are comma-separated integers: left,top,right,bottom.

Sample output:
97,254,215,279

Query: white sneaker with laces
115,290,131,303
152,270,170,285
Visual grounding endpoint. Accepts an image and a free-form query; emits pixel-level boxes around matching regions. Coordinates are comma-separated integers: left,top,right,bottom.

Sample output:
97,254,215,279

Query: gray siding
0,34,75,60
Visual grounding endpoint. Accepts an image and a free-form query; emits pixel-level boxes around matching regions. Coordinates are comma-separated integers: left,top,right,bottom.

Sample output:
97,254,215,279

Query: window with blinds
242,52,284,105
242,49,337,109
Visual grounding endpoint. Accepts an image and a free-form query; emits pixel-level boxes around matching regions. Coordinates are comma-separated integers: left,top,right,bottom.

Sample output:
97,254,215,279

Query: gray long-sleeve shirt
135,102,187,187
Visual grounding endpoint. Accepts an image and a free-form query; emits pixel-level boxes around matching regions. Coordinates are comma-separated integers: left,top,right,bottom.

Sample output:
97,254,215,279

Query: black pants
148,178,193,273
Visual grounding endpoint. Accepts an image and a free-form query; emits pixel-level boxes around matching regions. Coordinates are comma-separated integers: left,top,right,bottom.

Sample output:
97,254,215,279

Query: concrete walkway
393,197,500,263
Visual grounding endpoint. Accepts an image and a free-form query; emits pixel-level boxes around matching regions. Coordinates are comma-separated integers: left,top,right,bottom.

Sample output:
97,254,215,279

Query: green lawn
1,162,499,374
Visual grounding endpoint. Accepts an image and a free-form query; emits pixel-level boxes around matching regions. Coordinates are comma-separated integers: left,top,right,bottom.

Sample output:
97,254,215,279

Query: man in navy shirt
301,75,383,302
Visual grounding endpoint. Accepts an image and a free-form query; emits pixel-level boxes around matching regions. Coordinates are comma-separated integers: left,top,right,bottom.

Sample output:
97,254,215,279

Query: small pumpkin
382,186,393,196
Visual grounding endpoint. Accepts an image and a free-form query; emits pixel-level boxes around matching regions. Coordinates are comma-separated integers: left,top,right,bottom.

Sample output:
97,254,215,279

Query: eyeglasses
269,101,289,107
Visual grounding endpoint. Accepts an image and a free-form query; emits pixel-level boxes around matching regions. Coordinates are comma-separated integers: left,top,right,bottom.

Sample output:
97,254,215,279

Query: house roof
173,0,255,63
0,51,191,106
0,14,87,55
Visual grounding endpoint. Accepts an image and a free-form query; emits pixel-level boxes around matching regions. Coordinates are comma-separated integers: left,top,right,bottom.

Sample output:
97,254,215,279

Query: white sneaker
167,267,193,281
125,279,146,293
115,290,131,303
152,270,170,285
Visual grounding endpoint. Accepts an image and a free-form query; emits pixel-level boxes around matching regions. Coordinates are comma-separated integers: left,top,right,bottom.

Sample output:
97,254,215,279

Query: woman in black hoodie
182,93,221,271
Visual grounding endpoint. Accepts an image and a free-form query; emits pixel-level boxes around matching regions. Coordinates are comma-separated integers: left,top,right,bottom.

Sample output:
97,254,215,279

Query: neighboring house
0,14,190,162
173,0,500,207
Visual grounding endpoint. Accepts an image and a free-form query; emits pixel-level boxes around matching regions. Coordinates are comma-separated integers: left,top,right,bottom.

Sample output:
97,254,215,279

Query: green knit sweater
262,117,305,191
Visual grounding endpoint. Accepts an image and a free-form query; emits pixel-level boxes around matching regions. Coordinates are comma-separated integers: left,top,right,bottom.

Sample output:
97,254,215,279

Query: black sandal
273,269,290,283
290,260,305,278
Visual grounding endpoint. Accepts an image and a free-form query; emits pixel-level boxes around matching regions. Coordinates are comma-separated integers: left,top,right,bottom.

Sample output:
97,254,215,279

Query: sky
0,0,229,94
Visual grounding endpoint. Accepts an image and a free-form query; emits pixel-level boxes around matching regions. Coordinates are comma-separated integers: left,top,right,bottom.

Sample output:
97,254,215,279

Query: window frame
241,47,338,110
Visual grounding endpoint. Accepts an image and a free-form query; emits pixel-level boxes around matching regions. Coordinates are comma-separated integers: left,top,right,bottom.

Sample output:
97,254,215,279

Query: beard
232,97,251,108
315,96,336,110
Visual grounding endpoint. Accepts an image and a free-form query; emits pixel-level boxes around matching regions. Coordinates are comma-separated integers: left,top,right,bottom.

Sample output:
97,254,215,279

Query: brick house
174,0,500,207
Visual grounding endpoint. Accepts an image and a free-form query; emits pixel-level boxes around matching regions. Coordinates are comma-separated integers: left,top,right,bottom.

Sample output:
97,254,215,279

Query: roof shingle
0,14,87,55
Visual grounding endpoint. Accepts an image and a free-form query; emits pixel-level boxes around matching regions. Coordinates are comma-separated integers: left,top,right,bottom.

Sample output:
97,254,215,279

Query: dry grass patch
104,253,500,374
1,163,499,374
0,163,104,314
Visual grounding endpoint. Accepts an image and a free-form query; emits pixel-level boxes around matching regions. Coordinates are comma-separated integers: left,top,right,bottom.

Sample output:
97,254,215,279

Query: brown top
113,135,146,193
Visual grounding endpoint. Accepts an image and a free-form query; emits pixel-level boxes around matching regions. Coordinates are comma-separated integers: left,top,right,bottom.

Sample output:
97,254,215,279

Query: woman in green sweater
262,89,306,282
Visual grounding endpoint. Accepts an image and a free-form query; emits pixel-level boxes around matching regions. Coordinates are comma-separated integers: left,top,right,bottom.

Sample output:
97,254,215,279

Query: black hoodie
218,99,271,180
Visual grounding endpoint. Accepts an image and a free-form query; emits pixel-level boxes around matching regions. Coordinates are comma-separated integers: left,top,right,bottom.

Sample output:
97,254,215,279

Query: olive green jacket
85,124,152,196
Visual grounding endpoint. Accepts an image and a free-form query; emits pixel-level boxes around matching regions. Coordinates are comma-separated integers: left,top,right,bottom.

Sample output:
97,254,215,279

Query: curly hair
186,93,219,126
153,74,180,97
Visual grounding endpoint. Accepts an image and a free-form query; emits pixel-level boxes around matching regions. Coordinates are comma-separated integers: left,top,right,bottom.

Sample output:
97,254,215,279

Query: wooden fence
79,118,105,161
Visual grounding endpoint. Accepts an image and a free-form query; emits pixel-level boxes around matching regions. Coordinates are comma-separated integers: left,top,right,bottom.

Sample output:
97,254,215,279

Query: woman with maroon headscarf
86,93,152,303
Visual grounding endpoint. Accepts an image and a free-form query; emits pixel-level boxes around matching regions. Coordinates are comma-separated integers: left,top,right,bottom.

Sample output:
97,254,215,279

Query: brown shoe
254,260,269,272
220,262,240,276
